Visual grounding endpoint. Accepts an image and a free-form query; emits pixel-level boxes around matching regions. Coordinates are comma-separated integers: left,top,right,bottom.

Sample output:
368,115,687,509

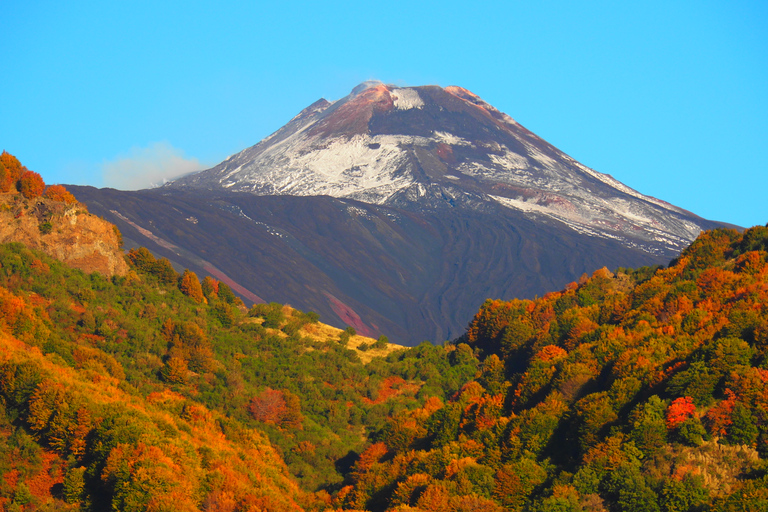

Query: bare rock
0,192,128,276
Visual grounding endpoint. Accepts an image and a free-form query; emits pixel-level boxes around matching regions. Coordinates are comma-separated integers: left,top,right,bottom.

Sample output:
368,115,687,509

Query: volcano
72,82,732,344
169,81,718,256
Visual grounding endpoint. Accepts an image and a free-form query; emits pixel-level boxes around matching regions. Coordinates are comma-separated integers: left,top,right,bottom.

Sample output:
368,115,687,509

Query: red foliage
18,170,45,199
247,388,302,429
461,393,504,431
361,376,413,405
705,389,737,436
666,396,696,430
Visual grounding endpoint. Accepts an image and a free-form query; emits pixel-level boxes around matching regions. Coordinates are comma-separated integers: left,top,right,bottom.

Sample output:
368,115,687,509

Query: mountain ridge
168,82,728,256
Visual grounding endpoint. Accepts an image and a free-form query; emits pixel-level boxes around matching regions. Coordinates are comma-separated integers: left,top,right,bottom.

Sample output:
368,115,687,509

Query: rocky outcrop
0,192,128,276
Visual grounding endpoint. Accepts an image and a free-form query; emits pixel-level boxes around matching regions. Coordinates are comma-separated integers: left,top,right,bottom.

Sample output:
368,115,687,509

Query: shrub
373,335,388,349
38,221,53,234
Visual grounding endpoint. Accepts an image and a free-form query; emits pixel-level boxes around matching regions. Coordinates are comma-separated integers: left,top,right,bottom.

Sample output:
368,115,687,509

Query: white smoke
102,142,203,190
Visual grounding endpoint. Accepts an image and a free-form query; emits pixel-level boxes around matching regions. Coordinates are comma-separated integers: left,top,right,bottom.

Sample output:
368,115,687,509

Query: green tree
603,463,660,512
218,282,237,304
727,403,758,446
660,473,708,512
629,396,667,457
63,466,87,504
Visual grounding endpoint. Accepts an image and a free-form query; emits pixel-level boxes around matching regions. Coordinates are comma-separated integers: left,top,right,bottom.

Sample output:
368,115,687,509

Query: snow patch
434,131,471,146
391,88,424,110
489,147,530,170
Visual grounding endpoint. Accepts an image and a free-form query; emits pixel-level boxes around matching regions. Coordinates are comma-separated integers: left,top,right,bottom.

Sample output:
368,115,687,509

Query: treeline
0,151,76,202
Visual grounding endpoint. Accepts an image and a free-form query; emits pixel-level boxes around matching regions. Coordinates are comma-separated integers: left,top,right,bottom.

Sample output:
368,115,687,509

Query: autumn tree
493,458,547,510
18,170,45,199
179,269,204,303
0,150,24,192
247,388,303,429
163,320,215,373
201,275,219,301
44,184,77,204
705,389,737,437
160,357,189,384
666,396,696,430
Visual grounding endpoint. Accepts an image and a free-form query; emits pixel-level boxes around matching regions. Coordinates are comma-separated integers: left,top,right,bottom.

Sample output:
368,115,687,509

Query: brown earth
0,192,128,276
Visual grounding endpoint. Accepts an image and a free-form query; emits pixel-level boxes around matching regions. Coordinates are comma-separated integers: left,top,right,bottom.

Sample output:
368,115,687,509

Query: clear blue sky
2,1,766,228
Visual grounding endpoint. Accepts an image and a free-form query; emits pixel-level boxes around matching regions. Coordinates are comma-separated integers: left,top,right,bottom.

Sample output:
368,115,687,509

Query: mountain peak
168,83,724,256
350,80,387,96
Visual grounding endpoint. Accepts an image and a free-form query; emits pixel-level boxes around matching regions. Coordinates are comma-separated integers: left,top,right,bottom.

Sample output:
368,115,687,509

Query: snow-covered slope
169,82,728,256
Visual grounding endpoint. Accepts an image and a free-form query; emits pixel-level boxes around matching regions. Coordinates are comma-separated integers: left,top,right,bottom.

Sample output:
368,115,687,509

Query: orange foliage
466,298,531,345
362,375,418,405
0,150,24,192
44,184,77,204
247,388,303,429
735,250,767,275
422,395,444,416
0,286,27,327
3,468,19,491
69,408,94,459
354,442,388,474
666,396,696,430
565,316,598,348
101,442,199,511
461,393,505,431
179,269,204,303
651,361,686,388
415,484,450,512
391,473,431,507
705,389,737,436
30,258,50,274
449,494,505,512
25,451,63,501
18,170,45,199
162,357,189,384
697,267,737,298
532,345,568,363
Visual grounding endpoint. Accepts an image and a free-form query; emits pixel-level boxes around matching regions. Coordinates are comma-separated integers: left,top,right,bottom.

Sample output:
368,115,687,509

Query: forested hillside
2,152,768,511
0,242,479,510
341,225,768,511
